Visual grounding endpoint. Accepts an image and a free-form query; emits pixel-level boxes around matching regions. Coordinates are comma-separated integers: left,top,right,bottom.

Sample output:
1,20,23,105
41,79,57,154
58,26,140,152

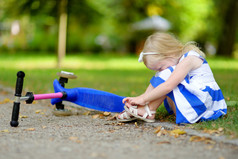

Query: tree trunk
216,0,238,57
57,0,68,68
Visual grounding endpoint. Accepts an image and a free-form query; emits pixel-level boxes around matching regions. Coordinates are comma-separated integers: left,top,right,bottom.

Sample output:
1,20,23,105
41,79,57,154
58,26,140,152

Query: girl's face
146,57,178,72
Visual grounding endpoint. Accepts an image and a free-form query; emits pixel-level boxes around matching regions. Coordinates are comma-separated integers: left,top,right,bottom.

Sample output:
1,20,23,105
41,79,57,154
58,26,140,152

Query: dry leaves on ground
107,113,119,120
0,98,13,104
190,136,216,144
35,109,45,114
82,110,119,121
0,129,10,133
134,122,139,128
19,115,28,118
68,136,81,143
154,126,216,145
92,114,104,119
157,141,171,145
154,126,187,138
83,111,91,116
89,111,115,120
203,128,224,136
24,128,36,131
0,90,9,95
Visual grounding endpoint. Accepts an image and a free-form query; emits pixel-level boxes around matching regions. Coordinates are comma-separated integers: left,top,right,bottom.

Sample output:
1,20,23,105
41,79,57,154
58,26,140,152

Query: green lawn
0,53,238,137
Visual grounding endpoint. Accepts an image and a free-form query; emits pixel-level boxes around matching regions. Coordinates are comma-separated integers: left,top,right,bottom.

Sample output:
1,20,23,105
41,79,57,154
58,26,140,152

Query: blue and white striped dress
150,51,227,124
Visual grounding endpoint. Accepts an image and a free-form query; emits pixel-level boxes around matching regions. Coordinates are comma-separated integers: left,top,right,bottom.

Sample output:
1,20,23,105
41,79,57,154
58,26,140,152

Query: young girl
117,32,227,124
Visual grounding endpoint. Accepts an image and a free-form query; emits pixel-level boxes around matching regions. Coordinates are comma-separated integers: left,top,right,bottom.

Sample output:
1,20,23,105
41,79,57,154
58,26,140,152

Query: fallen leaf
24,128,35,131
103,112,111,116
204,138,216,144
83,111,90,116
107,113,118,120
35,110,42,114
190,136,215,144
154,126,162,134
203,128,224,136
203,129,218,134
0,91,9,95
92,114,100,119
156,128,168,137
20,115,28,118
135,122,138,128
99,114,105,119
0,98,13,104
92,113,105,119
4,98,11,103
1,129,9,133
68,136,81,143
115,122,125,126
113,126,120,130
155,127,187,138
170,129,187,136
157,141,171,145
218,127,224,132
190,136,202,142
108,129,115,133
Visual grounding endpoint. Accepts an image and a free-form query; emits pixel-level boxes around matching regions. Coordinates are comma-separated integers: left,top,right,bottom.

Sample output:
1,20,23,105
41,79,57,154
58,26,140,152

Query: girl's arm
139,84,155,97
129,55,203,105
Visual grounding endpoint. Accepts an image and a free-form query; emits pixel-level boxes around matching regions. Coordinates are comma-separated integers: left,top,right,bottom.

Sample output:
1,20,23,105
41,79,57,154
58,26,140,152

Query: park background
0,0,238,137
1,0,237,59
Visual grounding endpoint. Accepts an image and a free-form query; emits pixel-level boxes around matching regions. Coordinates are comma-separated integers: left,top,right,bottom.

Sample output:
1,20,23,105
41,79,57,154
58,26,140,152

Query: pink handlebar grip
34,92,63,100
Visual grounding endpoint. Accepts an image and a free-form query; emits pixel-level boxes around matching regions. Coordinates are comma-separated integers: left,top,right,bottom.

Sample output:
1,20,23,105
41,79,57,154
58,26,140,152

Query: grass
0,52,238,137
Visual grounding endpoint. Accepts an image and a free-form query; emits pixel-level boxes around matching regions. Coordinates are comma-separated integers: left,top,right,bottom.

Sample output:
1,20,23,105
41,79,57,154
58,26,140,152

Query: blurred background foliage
0,0,237,57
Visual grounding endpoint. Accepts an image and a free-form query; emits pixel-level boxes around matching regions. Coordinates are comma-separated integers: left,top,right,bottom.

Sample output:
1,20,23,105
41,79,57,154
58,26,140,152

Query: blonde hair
142,32,205,65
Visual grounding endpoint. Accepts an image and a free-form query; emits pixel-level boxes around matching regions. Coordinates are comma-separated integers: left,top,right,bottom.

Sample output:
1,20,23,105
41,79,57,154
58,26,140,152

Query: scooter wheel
52,109,73,116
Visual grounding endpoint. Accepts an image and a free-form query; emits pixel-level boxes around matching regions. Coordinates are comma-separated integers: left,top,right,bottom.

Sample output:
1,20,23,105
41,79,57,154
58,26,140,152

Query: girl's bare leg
136,95,166,120
137,84,177,119
121,84,176,120
166,97,176,115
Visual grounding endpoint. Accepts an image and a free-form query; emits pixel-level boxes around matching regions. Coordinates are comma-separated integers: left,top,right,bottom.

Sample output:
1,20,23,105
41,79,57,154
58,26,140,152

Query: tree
216,0,238,57
57,0,68,68
1,0,237,57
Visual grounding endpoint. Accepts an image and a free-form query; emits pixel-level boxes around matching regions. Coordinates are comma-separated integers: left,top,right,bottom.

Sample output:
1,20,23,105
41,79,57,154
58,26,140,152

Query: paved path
0,85,237,159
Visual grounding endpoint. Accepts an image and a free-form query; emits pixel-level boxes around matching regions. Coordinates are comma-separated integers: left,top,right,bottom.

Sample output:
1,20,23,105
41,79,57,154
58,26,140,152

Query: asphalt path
0,85,237,159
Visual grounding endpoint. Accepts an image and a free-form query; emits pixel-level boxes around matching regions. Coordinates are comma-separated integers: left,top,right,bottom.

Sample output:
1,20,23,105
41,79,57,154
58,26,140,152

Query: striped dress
150,51,227,124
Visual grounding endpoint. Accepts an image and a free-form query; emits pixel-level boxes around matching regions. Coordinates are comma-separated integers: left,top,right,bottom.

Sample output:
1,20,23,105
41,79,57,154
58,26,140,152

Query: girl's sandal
116,107,137,122
124,105,156,123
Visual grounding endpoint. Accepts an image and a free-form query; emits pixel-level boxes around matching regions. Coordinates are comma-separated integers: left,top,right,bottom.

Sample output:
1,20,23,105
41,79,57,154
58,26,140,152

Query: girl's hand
122,97,133,104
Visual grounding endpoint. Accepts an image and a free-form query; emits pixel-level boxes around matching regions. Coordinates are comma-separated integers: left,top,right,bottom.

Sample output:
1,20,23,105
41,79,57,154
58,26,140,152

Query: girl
117,32,227,124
